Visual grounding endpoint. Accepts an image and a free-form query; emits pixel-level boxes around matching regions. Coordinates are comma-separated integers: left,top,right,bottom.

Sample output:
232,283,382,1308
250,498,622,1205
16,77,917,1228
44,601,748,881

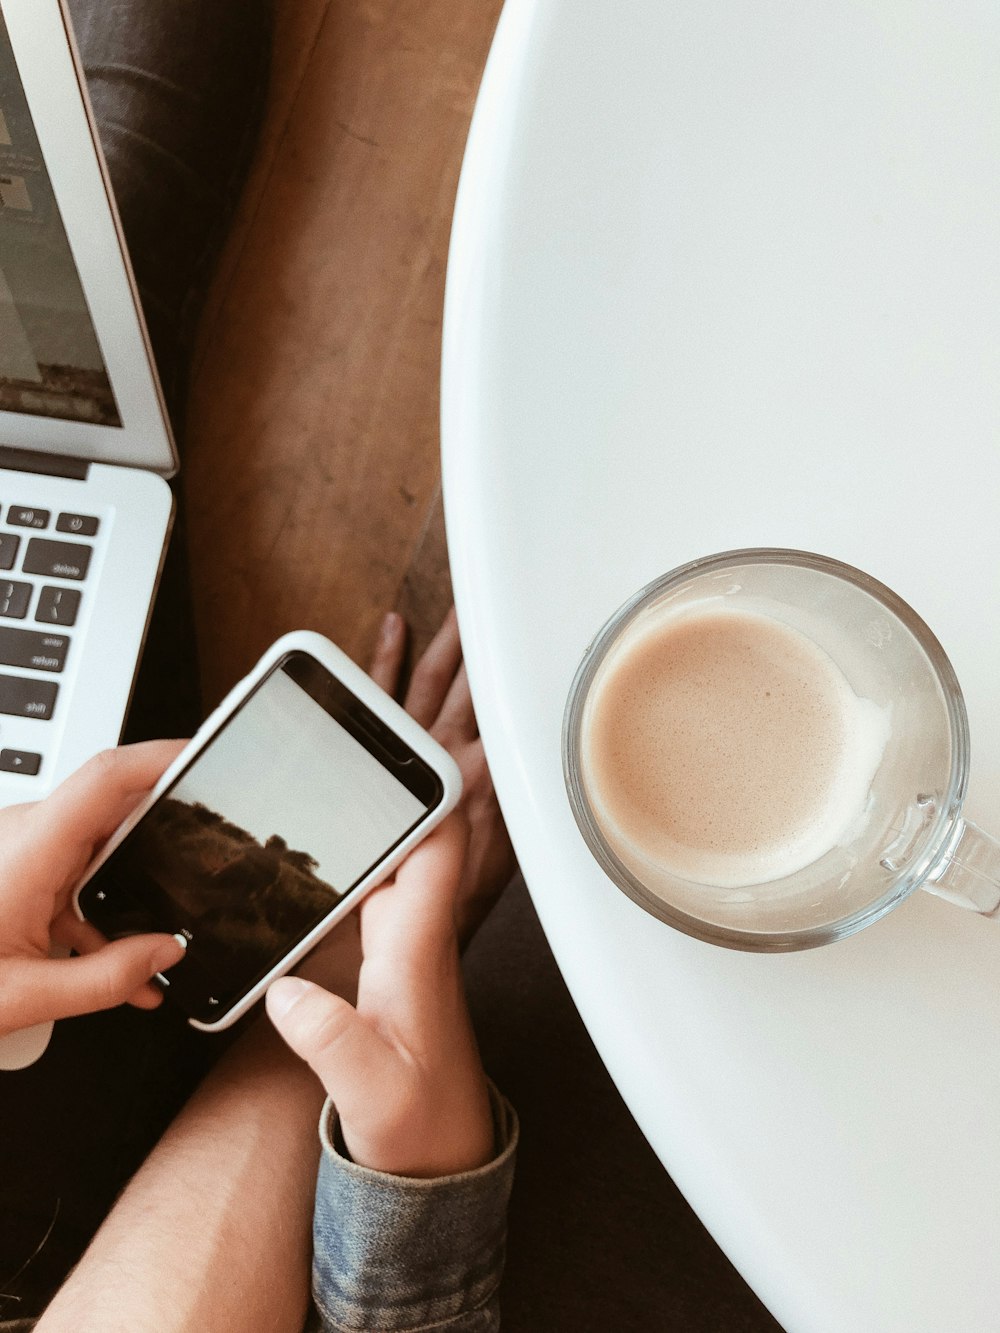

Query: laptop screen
0,9,121,430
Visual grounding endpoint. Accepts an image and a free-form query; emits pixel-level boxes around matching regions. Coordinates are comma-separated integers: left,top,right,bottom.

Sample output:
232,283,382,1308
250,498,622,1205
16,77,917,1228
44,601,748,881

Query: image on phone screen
78,653,443,1024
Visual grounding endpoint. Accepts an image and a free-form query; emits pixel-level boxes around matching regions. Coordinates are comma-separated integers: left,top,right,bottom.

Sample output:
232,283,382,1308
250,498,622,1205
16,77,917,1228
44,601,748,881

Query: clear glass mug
562,548,1000,952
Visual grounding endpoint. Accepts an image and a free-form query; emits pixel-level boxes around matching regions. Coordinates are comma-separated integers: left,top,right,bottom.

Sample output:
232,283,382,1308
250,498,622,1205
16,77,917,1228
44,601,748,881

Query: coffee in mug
563,550,1000,951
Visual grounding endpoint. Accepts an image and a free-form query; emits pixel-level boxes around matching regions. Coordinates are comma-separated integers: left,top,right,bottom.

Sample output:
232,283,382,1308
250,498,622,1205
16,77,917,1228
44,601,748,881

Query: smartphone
74,631,462,1030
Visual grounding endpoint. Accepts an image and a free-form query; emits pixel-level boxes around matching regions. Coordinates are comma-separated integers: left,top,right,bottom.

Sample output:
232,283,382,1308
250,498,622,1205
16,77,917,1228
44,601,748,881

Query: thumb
1,934,186,1034
266,976,396,1112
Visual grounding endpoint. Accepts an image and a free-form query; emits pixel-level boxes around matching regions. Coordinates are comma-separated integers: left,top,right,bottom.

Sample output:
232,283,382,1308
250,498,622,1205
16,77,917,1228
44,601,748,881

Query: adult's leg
35,1018,326,1333
0,4,271,1320
66,0,272,420
66,0,273,744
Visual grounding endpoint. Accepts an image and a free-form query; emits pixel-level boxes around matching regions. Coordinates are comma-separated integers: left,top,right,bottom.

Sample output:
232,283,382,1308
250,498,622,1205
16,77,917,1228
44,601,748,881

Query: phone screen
78,652,443,1024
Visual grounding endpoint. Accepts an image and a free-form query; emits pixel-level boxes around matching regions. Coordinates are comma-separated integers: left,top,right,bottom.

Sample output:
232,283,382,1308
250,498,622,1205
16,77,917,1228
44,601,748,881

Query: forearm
38,1020,325,1333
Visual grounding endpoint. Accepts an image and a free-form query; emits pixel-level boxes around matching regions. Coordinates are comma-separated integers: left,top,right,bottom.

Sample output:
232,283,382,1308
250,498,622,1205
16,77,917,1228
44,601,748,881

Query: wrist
325,1075,513,1181
339,1069,495,1178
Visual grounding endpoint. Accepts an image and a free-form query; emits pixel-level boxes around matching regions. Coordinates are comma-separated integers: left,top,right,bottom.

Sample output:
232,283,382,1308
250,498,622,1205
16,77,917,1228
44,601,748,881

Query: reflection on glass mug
563,549,1000,952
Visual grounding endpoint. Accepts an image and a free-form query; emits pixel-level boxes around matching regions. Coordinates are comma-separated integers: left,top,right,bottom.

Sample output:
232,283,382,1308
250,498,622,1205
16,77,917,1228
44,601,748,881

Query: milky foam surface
583,606,890,888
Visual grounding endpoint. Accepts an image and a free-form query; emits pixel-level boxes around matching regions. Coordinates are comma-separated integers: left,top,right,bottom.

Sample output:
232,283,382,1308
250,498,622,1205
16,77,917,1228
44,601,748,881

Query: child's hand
265,815,495,1178
0,742,189,1036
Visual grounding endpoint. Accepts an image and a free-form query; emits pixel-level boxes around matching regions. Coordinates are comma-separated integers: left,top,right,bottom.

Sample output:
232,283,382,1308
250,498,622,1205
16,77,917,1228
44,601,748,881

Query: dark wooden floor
183,0,503,706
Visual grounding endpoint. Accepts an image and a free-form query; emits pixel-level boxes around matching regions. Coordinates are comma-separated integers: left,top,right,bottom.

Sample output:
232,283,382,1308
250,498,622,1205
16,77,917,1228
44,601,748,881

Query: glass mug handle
922,819,1000,920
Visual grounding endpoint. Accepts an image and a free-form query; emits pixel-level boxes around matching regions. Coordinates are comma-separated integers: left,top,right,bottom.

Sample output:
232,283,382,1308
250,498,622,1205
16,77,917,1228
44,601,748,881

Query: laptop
1,0,177,1066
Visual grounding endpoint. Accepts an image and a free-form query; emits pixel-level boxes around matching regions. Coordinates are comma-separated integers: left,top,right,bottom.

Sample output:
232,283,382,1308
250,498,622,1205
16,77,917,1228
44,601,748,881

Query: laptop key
0,534,19,571
0,626,68,672
0,749,42,776
22,538,92,582
8,506,51,529
0,581,31,619
36,586,81,627
0,674,58,719
56,512,100,537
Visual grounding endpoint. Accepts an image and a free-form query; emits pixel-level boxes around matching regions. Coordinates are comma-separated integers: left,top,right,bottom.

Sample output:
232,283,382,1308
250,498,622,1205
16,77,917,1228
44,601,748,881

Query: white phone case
73,630,463,1031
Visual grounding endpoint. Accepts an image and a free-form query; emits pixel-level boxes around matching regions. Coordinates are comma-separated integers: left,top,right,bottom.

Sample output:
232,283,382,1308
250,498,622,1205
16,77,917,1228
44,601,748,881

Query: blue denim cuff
311,1082,518,1332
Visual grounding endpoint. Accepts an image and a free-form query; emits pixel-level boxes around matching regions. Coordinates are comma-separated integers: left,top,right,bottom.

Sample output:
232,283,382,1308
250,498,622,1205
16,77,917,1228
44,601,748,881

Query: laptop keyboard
0,502,98,778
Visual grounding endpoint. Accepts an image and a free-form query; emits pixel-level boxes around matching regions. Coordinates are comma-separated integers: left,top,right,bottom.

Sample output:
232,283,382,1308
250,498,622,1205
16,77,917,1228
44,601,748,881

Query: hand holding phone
0,742,189,1064
262,609,516,1179
75,632,462,1030
266,815,496,1179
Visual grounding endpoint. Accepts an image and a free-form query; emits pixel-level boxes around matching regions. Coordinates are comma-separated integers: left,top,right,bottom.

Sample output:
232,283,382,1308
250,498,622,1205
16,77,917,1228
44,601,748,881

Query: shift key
0,626,69,672
22,538,92,581
0,674,58,719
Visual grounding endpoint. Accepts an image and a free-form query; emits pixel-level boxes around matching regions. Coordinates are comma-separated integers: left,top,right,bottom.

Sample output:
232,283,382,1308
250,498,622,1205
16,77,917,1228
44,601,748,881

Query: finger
22,742,186,885
51,910,110,955
453,806,518,945
0,796,39,828
0,933,186,1033
42,741,186,841
404,606,463,728
368,612,407,697
430,661,479,746
124,980,168,1010
51,911,175,1009
266,976,398,1115
360,816,468,980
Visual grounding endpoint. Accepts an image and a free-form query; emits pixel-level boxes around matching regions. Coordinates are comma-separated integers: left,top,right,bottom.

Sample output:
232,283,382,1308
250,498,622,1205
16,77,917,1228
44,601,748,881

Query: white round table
442,1,1000,1329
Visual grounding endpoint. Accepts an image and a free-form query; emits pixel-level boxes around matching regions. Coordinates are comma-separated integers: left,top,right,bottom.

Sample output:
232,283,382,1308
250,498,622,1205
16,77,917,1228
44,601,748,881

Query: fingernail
172,932,189,951
266,976,311,1021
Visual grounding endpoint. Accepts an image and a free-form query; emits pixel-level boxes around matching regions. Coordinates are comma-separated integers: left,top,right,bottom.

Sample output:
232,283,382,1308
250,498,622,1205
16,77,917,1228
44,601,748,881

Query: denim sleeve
310,1082,517,1332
